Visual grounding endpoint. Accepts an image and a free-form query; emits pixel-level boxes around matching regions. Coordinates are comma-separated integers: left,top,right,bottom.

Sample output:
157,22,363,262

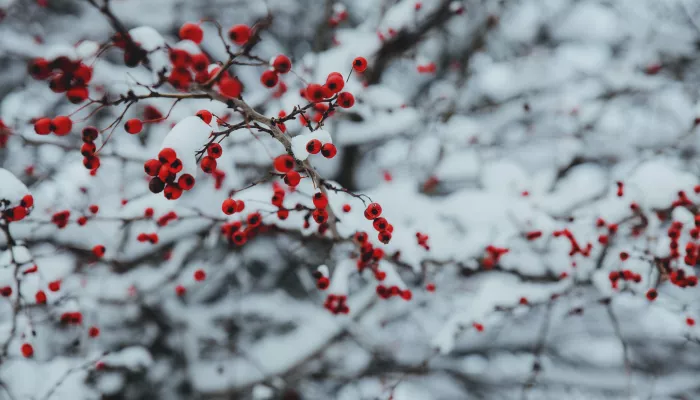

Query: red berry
88,326,100,338
81,142,96,157
325,73,344,93
228,24,251,45
179,22,203,44
82,126,99,142
365,203,382,219
219,77,242,98
222,198,237,215
164,184,183,200
272,54,292,73
342,204,351,212
306,139,322,154
35,290,47,304
92,245,105,258
284,170,301,187
21,343,33,358
321,143,337,158
201,156,217,173
378,230,392,244
125,119,143,134
83,155,100,170
178,174,195,191
20,194,34,208
277,209,289,220
274,154,295,173
48,280,61,292
306,84,325,102
175,285,186,296
196,110,212,124
207,143,223,158
312,192,328,209
67,86,89,104
337,92,355,108
646,288,658,301
158,148,177,164
260,70,279,88
52,116,72,136
352,57,368,72
194,269,206,281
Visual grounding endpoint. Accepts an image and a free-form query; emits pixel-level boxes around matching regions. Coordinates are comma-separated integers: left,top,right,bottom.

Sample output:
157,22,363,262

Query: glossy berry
21,343,33,358
164,184,183,200
325,73,344,93
337,92,355,108
646,288,658,301
82,126,99,142
365,203,382,219
321,143,337,158
313,192,328,209
125,119,143,134
52,116,72,136
277,209,289,220
284,170,301,187
196,109,212,124
378,230,392,244
179,22,203,44
260,70,279,88
34,118,52,135
35,290,47,304
67,86,89,104
273,154,295,173
306,84,325,102
92,245,105,258
81,142,96,157
177,174,195,191
342,204,351,212
219,77,243,98
228,24,251,45
149,177,166,193
83,155,100,170
207,143,223,158
222,198,237,215
312,208,328,224
158,148,177,164
352,57,368,72
272,54,292,73
247,212,262,227
88,326,100,338
306,139,322,154
194,269,206,281
201,156,217,173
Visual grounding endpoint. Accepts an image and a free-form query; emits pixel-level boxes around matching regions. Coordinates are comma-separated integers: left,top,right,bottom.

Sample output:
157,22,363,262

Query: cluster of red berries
354,231,385,272
80,126,101,171
60,311,83,325
672,190,693,208
376,284,412,300
327,5,348,27
554,228,593,257
270,183,290,220
76,204,99,226
137,233,159,244
260,55,292,89
221,198,246,216
324,294,349,314
305,138,337,159
363,203,393,244
51,210,71,229
312,269,330,290
220,212,267,248
417,62,436,74
669,268,698,288
112,32,148,67
416,232,430,250
310,191,330,225
28,56,93,103
34,116,73,141
273,154,302,187
144,148,194,200
2,194,33,223
608,269,642,289
156,211,178,227
482,245,509,269
167,45,212,90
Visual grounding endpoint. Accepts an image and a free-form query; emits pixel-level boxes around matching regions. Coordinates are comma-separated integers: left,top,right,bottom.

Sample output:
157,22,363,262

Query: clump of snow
0,168,30,205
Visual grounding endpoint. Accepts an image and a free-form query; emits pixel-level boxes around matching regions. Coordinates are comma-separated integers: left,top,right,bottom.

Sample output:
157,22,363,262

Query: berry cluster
34,115,72,136
28,56,93,103
144,148,195,200
482,245,509,269
1,194,33,223
80,126,101,171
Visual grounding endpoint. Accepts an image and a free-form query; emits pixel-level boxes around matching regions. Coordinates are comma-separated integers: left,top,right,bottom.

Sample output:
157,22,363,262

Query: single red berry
306,139,322,154
284,170,301,187
277,209,289,220
89,204,99,214
82,126,99,142
228,24,251,45
272,54,292,73
321,143,337,158
260,70,279,88
81,142,96,157
352,57,368,72
426,283,435,292
325,73,344,93
207,143,223,158
194,269,206,281
88,326,100,338
312,208,329,224
48,280,61,292
201,156,217,173
67,86,89,104
125,119,143,134
306,84,325,102
687,317,696,326
313,192,328,209
274,154,295,173
52,116,72,136
337,92,355,108
35,290,47,304
378,230,392,244
179,22,204,44
175,285,186,296
196,109,212,124
235,200,246,212
646,288,658,301
158,148,177,164
219,77,243,98
342,204,351,212
222,198,237,215
164,184,183,200
178,174,195,191
21,343,33,358
365,203,382,219
92,245,105,258
83,155,100,170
